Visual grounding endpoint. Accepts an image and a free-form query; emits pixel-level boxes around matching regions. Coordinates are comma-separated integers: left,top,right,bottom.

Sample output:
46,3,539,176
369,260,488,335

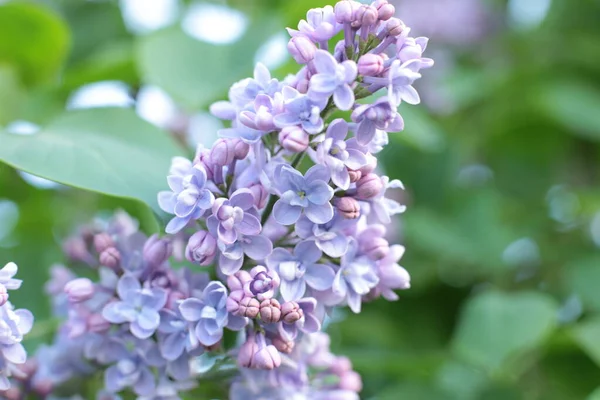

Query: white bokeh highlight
182,3,247,45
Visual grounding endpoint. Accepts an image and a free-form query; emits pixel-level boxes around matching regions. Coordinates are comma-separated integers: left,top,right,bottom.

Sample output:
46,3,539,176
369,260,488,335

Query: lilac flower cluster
0,262,34,394
18,1,430,398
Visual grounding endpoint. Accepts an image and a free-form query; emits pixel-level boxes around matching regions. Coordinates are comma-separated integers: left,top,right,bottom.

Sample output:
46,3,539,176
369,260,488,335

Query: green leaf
0,65,25,125
537,81,600,141
0,108,182,213
588,387,600,400
136,19,279,110
394,106,446,152
0,3,70,86
452,291,558,375
572,316,600,367
564,256,600,312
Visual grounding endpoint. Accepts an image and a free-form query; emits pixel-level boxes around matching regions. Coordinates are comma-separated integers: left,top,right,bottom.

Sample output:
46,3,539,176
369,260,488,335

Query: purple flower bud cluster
0,263,34,395
24,2,429,398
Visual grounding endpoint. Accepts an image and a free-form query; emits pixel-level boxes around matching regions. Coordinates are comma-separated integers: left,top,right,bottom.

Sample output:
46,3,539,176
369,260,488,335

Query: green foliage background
0,0,599,398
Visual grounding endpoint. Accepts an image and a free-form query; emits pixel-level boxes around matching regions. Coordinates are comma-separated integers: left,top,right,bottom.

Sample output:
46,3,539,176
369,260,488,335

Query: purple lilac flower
266,240,335,301
314,119,367,189
102,274,168,339
208,189,262,245
373,244,410,300
0,263,22,292
272,164,334,225
243,266,280,301
351,97,404,145
278,297,321,340
365,176,406,224
332,239,379,313
158,157,215,234
308,50,357,110
287,5,341,46
273,87,326,134
178,281,242,347
295,214,351,258
0,302,34,390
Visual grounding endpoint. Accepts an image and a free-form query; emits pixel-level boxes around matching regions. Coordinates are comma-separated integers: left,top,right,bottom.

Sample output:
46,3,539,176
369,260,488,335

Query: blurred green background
1,0,600,399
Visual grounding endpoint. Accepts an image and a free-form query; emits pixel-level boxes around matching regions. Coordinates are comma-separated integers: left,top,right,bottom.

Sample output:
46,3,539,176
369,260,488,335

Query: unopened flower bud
238,334,258,368
356,173,383,199
330,356,353,375
281,301,304,324
352,4,378,29
279,126,309,153
245,266,280,300
385,17,404,37
197,151,216,181
0,284,8,307
32,379,54,397
358,54,384,76
339,371,363,392
185,231,217,266
233,139,250,160
373,0,395,20
227,270,252,292
99,247,121,270
63,237,92,264
359,153,377,175
335,0,359,23
143,234,172,268
348,169,362,183
361,236,389,260
227,291,260,318
87,313,110,333
64,278,95,303
259,298,282,323
248,183,269,209
287,35,316,64
2,388,22,400
334,197,360,219
251,334,282,370
210,139,236,166
93,233,114,254
271,335,295,354
398,37,423,62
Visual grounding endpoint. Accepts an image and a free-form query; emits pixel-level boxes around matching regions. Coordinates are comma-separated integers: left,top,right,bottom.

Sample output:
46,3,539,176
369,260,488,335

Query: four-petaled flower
308,50,357,111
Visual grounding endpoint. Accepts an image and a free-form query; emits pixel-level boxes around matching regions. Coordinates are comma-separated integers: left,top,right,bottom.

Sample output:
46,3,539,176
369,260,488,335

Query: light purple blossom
158,157,215,234
351,97,404,146
102,274,168,339
295,214,351,258
273,87,326,134
366,176,406,224
315,119,367,189
332,239,379,313
266,240,335,301
374,244,410,301
208,189,262,245
243,266,280,301
272,164,334,225
308,50,357,110
0,302,34,390
287,5,341,45
0,263,22,291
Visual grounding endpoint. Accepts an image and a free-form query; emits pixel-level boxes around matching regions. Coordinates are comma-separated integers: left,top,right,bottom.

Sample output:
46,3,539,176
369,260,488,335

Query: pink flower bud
372,0,395,21
210,139,236,166
330,356,353,375
248,183,269,209
334,197,360,219
233,139,250,160
287,35,317,64
3,388,22,400
352,5,378,29
64,278,95,303
281,301,304,324
259,298,282,323
0,284,8,307
356,173,383,199
339,370,363,392
99,247,121,270
359,153,377,175
238,334,258,368
335,0,360,23
360,236,389,260
32,379,54,397
358,54,384,76
271,335,295,354
185,231,217,266
385,17,404,37
348,169,362,183
227,291,260,318
279,126,309,153
251,344,282,370
93,233,114,253
227,270,252,292
87,313,110,333
143,234,172,268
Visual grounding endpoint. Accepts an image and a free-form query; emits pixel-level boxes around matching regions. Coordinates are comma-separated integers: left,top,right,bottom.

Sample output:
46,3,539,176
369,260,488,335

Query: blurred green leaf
0,65,25,124
537,81,600,141
0,2,70,86
588,387,600,400
136,19,278,110
394,106,446,152
435,360,489,400
452,291,558,375
572,316,600,367
564,256,600,312
0,107,182,214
